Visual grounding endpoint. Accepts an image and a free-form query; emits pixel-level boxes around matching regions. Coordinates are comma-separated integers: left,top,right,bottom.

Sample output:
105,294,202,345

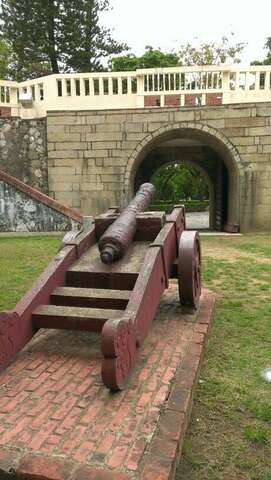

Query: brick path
0,284,215,480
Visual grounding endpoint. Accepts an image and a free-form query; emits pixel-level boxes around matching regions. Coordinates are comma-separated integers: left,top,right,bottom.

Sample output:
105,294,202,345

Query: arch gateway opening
146,161,213,230
125,125,241,232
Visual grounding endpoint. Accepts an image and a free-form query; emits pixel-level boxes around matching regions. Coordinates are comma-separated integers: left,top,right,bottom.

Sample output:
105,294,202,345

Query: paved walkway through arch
186,211,209,230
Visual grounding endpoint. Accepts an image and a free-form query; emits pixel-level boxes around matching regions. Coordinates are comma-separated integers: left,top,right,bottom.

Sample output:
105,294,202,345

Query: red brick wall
184,94,202,107
0,107,11,117
144,95,161,107
164,95,180,107
206,93,223,106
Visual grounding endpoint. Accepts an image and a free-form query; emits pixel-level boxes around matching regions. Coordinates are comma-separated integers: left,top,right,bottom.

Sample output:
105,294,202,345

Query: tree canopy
251,38,271,65
152,163,209,203
111,46,180,71
0,38,11,79
0,4,247,82
111,36,246,72
178,35,246,66
0,0,128,80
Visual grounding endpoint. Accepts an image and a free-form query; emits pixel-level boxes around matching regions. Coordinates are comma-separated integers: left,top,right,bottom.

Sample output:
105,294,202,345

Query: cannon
99,183,155,263
0,185,201,390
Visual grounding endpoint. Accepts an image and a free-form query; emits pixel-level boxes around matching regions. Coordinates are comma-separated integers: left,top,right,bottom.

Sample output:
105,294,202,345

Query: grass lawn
0,234,270,479
0,235,62,310
177,234,271,480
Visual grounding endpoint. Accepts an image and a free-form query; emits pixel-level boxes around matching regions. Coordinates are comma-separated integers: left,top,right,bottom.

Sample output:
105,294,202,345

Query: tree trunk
49,48,59,74
46,0,59,73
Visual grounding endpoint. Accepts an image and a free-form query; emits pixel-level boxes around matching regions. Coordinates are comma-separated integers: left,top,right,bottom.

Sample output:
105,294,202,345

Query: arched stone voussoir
122,120,245,229
124,121,243,193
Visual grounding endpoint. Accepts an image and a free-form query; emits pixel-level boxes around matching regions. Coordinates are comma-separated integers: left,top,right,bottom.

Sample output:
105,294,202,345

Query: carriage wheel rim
178,230,202,308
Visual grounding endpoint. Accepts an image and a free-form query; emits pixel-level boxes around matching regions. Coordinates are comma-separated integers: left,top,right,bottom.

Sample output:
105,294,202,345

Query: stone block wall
47,104,271,231
0,117,48,193
47,111,129,215
1,105,270,232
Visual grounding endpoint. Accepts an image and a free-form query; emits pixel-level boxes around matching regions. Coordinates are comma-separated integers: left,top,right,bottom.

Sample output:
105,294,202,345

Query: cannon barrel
99,183,155,264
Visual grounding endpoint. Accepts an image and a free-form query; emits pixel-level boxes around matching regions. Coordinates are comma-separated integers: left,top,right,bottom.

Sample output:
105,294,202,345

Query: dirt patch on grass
203,245,271,265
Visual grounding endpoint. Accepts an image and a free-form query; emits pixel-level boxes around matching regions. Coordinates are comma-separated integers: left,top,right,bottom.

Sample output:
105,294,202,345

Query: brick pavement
0,284,215,480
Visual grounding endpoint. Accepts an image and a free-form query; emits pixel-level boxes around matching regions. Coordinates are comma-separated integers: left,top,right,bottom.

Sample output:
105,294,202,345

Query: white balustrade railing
1,65,271,118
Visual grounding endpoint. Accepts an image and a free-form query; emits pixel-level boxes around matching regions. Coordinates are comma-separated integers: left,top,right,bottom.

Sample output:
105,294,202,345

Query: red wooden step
66,241,147,290
66,270,138,291
51,287,130,310
32,305,123,332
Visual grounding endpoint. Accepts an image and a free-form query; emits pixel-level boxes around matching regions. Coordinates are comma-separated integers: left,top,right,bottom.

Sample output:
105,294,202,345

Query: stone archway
123,122,244,230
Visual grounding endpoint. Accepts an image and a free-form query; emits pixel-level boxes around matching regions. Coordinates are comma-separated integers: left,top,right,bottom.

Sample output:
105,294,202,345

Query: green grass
0,236,61,310
244,426,269,445
177,234,271,480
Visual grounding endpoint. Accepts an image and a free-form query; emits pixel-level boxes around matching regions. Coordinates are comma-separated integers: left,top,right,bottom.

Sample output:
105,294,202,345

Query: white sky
101,0,271,64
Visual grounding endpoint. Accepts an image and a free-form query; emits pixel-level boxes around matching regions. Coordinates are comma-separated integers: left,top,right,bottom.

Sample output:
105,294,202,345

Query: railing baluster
1,66,271,116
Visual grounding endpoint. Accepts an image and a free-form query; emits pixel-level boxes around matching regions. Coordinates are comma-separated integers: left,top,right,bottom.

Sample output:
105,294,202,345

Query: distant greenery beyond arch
152,163,209,202
150,163,210,213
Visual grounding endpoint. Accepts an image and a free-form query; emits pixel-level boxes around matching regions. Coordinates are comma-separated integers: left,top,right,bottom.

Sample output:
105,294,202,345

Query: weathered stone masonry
47,104,271,232
0,117,48,193
0,170,82,232
1,104,271,232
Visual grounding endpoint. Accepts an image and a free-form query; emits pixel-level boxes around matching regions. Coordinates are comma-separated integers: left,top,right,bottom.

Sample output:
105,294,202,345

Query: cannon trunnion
0,187,202,390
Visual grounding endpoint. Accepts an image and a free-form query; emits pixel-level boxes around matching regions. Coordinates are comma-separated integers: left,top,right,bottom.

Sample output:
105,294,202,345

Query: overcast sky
101,0,271,64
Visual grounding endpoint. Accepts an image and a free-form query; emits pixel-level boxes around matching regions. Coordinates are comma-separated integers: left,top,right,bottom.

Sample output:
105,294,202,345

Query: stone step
32,305,123,332
51,286,130,310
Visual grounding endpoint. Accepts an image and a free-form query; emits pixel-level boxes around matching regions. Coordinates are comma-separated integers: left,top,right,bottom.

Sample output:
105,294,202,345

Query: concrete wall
46,103,271,232
0,117,48,193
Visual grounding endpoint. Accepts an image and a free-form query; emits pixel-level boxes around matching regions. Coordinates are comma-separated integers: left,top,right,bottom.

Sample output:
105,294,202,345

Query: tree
111,36,246,72
178,35,246,66
0,1,56,80
152,164,209,203
264,38,271,64
111,46,180,71
60,0,127,72
0,38,11,78
0,0,128,80
251,37,271,65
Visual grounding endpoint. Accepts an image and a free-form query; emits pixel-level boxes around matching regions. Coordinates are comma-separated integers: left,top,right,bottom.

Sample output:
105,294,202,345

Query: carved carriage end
0,310,20,372
101,317,137,390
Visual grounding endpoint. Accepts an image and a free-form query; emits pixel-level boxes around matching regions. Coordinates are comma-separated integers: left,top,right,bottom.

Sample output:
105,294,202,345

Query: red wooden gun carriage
0,184,201,390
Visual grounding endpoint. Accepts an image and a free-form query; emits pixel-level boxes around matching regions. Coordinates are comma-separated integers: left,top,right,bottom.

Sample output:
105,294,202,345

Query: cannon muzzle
99,183,155,263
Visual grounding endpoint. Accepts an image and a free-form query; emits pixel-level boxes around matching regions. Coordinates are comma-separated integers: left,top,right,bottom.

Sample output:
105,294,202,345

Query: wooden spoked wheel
178,231,201,308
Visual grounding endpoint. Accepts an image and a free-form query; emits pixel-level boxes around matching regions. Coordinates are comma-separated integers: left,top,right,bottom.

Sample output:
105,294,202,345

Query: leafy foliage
0,38,11,79
178,35,246,65
0,0,56,80
0,0,128,80
112,36,246,72
251,37,271,65
151,163,209,203
59,0,128,73
111,46,180,71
